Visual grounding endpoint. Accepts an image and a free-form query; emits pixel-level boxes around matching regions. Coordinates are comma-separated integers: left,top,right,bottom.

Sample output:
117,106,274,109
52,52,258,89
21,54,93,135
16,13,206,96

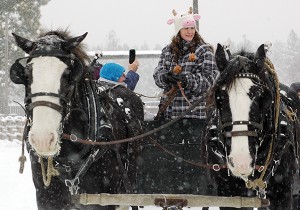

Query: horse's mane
38,29,91,66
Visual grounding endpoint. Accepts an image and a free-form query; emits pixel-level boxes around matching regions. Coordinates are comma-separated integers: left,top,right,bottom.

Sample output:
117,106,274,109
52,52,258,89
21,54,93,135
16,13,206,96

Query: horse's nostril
228,157,234,167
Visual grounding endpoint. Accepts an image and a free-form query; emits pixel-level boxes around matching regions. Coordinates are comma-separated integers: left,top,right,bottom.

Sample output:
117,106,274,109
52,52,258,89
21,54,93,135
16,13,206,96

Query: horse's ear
255,44,266,69
215,43,228,71
62,32,88,52
12,33,34,54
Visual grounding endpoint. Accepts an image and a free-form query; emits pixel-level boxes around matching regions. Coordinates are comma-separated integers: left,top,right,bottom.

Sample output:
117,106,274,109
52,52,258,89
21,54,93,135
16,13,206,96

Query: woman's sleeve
153,46,171,89
185,45,219,96
124,71,140,91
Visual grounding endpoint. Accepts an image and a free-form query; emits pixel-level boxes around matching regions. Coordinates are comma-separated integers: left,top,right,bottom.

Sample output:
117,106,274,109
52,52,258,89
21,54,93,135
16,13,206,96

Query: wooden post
74,193,270,208
3,13,9,115
193,0,199,31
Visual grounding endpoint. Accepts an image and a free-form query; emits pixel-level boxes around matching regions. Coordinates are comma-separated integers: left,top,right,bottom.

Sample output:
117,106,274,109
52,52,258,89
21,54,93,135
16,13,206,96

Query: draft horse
205,44,300,209
10,30,144,210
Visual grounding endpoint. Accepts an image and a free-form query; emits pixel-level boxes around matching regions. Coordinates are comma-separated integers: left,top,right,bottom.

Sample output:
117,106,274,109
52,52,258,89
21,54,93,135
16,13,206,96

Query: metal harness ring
212,164,221,171
70,134,78,141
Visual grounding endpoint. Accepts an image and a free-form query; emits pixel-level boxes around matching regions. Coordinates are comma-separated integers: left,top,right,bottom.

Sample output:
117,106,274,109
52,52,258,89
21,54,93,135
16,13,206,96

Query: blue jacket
125,70,139,91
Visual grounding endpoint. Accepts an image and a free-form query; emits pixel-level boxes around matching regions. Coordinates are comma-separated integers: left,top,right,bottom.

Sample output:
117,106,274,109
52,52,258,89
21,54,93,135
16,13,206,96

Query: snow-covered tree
285,30,300,83
104,30,122,50
270,30,300,85
0,0,50,114
237,35,255,52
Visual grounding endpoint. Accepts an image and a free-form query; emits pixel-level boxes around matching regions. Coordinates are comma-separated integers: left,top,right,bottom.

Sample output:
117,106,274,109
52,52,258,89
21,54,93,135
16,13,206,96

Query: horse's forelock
38,29,90,65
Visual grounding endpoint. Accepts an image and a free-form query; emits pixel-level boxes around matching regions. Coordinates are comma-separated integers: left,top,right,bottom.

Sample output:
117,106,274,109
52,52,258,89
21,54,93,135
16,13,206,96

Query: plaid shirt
153,41,219,119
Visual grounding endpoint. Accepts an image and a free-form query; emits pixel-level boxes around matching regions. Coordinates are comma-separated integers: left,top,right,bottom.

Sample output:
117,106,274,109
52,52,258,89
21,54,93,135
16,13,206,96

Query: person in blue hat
99,60,140,91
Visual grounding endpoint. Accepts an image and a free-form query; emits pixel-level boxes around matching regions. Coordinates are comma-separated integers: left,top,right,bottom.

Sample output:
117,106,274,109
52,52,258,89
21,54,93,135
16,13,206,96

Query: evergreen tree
105,30,122,50
237,35,254,52
270,40,290,84
0,0,50,114
140,42,149,50
286,30,300,83
270,30,300,85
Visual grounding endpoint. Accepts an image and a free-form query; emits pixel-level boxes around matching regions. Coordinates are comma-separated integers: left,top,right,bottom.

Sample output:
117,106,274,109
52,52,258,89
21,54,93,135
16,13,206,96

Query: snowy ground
0,140,37,210
0,140,251,210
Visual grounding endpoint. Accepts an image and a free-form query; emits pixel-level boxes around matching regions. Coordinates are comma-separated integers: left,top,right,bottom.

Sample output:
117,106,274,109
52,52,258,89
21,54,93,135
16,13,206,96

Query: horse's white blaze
28,57,67,156
228,78,254,177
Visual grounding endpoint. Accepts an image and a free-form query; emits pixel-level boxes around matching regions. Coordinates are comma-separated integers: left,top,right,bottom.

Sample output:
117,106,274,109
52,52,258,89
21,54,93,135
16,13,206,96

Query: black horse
204,44,300,209
10,30,144,210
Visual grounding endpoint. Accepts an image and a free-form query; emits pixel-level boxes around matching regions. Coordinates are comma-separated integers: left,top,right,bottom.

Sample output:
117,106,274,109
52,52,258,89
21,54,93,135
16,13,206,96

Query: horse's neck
72,81,89,112
63,79,97,139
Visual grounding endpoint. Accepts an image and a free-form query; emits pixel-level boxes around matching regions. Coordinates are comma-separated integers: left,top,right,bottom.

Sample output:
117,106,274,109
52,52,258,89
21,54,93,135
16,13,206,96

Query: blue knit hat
100,62,125,82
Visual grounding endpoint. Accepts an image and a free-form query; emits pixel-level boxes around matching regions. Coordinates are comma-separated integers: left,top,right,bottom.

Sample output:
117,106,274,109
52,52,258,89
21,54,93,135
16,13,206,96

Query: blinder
10,58,28,85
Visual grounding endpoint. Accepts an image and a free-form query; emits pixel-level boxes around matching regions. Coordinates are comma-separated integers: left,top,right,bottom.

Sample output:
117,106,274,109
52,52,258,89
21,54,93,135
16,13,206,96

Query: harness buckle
64,165,71,173
258,166,264,172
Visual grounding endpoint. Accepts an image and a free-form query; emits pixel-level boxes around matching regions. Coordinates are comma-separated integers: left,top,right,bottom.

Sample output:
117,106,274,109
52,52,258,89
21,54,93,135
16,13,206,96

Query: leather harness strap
223,130,258,137
154,86,177,120
28,101,63,113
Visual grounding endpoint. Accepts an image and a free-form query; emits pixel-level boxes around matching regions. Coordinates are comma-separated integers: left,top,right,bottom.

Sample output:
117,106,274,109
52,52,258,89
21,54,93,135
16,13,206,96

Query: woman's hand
163,72,187,88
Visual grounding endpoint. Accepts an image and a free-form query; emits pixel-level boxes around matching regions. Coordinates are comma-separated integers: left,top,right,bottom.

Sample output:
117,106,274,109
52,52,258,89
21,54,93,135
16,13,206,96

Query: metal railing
8,105,25,116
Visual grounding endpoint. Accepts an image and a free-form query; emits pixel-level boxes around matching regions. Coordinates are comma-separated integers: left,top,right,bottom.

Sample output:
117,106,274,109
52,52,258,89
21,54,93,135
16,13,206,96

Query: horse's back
97,81,144,122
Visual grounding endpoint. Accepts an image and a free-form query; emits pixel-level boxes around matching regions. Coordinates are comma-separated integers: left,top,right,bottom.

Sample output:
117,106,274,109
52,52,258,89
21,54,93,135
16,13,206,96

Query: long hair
170,30,211,64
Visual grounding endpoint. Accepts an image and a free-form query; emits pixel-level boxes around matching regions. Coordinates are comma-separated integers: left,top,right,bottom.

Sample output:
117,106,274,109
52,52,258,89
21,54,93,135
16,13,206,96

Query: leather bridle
19,50,79,116
208,72,269,172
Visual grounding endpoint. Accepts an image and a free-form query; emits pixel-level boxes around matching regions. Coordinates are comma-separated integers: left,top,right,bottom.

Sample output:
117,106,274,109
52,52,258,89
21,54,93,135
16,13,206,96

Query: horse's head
212,44,273,179
10,30,89,157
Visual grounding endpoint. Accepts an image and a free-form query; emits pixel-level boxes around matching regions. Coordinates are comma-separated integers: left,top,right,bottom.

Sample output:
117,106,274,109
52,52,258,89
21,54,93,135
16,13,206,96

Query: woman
153,7,219,120
140,7,220,197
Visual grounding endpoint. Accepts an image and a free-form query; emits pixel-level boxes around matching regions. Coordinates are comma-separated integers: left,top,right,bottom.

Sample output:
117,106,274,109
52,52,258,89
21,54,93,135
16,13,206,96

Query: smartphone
129,49,136,64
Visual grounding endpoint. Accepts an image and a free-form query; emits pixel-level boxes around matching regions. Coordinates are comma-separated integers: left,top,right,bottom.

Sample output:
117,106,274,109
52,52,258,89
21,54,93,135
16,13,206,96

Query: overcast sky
40,0,300,49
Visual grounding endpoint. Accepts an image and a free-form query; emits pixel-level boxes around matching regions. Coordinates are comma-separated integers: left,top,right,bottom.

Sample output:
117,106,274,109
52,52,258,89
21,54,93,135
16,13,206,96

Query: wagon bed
138,118,211,195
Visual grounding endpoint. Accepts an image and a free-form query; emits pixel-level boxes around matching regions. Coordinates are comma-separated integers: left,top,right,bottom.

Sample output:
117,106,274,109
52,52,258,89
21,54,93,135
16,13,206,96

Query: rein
63,90,223,170
63,90,207,146
62,89,266,171
154,82,191,120
245,59,281,190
